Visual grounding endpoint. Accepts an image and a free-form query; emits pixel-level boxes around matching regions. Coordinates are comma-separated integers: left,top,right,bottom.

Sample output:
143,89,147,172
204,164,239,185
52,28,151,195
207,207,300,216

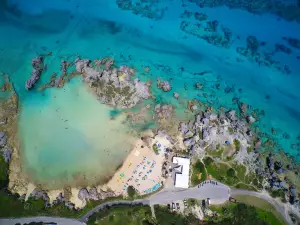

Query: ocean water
0,0,300,187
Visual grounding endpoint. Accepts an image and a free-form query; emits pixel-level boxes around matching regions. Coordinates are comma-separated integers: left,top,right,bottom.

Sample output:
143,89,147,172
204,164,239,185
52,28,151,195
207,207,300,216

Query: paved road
0,217,85,225
149,183,230,205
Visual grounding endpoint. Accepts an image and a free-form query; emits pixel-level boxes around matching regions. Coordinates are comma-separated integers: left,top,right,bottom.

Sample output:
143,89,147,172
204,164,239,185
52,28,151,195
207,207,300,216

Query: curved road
0,183,291,225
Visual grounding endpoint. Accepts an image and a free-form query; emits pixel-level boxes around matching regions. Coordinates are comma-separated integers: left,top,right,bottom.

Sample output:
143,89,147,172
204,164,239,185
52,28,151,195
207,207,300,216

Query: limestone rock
157,79,171,92
173,92,179,99
246,116,256,123
25,56,44,90
178,122,189,134
0,131,7,147
226,110,237,121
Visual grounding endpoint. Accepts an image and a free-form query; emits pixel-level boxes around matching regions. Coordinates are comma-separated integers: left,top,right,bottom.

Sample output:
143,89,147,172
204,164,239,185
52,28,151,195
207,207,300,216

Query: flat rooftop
172,157,190,188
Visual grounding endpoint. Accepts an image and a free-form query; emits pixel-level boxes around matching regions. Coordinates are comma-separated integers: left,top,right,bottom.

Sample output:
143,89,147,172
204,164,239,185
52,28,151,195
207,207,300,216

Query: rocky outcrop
173,92,179,99
75,57,152,108
0,131,7,147
157,79,171,92
78,187,115,206
25,56,44,90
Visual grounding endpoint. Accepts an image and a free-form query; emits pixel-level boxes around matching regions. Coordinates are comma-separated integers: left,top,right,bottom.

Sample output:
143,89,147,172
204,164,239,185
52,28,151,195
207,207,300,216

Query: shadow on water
77,18,123,38
3,6,71,34
282,104,300,123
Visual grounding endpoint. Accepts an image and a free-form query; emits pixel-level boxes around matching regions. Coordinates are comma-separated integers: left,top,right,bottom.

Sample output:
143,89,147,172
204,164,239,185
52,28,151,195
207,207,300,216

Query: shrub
233,139,241,152
227,168,236,177
127,185,136,198
203,157,214,166
152,144,159,154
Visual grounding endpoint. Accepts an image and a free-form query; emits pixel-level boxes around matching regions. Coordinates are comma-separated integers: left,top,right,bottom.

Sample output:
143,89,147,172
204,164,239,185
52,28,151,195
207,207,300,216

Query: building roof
172,157,190,188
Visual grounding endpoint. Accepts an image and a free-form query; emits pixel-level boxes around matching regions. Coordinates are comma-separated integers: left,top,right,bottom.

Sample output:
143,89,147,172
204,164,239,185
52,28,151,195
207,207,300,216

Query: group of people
198,180,218,187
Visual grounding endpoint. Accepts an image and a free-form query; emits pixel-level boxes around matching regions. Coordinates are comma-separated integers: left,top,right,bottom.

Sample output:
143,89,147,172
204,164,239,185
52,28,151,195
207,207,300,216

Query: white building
172,157,190,188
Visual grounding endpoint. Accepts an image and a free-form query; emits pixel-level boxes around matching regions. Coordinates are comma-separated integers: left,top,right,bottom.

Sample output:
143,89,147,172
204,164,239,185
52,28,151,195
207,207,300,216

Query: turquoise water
1,0,300,186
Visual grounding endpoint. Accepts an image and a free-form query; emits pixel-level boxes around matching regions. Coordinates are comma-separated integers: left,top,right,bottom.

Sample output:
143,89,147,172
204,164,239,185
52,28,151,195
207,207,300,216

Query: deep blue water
0,0,300,181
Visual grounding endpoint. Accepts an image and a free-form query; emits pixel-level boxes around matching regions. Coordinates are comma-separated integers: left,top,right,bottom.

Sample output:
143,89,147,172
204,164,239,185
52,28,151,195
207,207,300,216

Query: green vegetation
88,205,153,225
226,168,236,177
208,148,224,158
204,158,238,186
0,189,123,218
233,164,247,181
154,205,201,225
191,160,207,185
233,195,287,225
235,183,257,191
209,202,284,225
152,144,159,154
0,155,8,189
228,127,234,134
269,189,287,202
201,157,260,191
233,139,241,152
127,185,136,198
0,191,76,218
247,146,252,153
203,156,214,166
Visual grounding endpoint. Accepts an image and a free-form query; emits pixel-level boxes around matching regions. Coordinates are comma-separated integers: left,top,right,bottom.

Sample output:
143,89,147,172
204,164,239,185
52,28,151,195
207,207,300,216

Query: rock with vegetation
75,57,152,108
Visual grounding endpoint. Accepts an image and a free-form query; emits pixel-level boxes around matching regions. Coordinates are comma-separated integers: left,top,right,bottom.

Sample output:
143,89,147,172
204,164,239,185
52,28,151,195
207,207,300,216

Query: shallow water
19,78,135,188
0,0,300,186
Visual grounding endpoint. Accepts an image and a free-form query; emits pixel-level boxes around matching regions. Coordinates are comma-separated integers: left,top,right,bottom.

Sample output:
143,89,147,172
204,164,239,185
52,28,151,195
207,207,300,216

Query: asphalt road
149,182,230,205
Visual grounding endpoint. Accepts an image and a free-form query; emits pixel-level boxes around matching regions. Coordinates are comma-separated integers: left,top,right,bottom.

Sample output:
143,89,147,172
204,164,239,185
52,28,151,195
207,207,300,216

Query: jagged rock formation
75,57,152,108
25,56,44,90
157,79,171,92
78,187,115,206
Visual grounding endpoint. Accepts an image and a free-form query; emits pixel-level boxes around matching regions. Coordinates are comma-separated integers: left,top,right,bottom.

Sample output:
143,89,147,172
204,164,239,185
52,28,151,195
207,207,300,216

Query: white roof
172,157,190,188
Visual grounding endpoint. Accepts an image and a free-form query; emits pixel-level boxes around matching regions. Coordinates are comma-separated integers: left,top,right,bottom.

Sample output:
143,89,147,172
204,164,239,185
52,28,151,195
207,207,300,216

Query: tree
127,185,136,198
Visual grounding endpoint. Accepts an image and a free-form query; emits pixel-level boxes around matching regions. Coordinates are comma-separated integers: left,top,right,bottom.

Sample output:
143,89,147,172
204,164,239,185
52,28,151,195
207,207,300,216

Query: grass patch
232,195,287,225
88,205,153,225
152,144,159,154
247,146,252,153
235,183,257,191
154,205,201,225
209,202,285,225
191,160,207,185
232,164,247,182
208,148,224,158
256,208,284,225
205,161,238,186
228,127,234,134
233,139,241,152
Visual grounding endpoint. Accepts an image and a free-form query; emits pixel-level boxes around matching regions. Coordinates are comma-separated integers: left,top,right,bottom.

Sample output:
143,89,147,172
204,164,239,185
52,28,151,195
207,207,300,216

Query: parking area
166,199,187,213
